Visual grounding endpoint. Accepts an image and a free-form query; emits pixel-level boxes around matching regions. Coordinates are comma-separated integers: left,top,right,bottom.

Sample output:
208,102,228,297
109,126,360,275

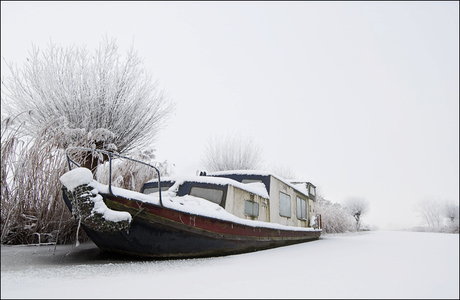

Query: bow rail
65,147,163,207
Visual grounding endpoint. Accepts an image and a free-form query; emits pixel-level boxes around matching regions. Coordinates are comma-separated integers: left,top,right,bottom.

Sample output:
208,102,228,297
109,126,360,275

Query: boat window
279,192,291,218
242,179,263,184
244,200,259,217
296,197,307,220
190,187,224,205
309,185,316,198
143,186,170,195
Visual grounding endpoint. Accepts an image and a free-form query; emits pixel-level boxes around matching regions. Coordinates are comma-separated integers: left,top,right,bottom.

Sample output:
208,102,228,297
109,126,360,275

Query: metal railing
65,147,163,207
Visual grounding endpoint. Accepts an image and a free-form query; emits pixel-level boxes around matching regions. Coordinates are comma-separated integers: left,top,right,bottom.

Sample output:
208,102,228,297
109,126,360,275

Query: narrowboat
60,147,322,258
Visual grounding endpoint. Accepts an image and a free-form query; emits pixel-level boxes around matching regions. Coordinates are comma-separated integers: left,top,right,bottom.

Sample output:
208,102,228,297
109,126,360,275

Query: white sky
1,1,459,229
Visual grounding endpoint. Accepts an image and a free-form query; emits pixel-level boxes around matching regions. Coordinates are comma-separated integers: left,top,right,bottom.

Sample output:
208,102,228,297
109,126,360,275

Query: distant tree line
413,198,459,233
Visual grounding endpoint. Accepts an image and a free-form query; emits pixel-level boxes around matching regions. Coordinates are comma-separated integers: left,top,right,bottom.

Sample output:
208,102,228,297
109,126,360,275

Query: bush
316,198,357,233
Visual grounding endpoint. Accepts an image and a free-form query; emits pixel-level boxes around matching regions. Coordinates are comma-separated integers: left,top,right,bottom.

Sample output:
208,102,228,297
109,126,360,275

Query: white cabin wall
221,176,313,228
269,176,310,227
224,186,269,222
224,186,235,213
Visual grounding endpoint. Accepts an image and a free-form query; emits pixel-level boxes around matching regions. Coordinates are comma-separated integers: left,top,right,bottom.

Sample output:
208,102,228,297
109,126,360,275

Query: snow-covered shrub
316,198,356,233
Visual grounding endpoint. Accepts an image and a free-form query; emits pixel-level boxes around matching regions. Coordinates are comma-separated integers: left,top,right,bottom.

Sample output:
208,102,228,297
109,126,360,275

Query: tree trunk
81,151,110,175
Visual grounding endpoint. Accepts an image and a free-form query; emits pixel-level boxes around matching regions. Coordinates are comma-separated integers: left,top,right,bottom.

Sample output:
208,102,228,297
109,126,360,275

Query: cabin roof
147,174,269,199
208,170,313,199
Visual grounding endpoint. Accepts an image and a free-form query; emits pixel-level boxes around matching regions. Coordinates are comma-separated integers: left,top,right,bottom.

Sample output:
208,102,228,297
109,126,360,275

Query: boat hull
63,189,321,258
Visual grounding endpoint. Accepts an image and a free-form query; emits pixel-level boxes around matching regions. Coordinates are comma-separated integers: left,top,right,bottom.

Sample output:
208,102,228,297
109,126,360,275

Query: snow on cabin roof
148,174,270,199
208,170,273,176
208,170,313,199
290,183,309,196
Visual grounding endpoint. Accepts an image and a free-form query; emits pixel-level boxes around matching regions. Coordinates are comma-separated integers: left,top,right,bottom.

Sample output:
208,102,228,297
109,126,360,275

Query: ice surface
1,231,458,298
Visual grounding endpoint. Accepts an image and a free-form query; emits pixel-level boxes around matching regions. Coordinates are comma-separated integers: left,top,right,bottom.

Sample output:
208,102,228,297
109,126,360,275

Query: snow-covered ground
1,231,458,299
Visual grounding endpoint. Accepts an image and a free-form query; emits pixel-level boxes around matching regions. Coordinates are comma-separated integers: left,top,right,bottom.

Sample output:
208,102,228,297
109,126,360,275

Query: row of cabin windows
279,192,308,220
245,192,308,220
146,184,310,220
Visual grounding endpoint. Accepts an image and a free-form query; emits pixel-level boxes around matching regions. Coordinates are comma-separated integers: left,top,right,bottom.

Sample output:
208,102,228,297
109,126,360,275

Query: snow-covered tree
1,37,174,245
1,37,175,171
201,133,264,172
343,196,370,230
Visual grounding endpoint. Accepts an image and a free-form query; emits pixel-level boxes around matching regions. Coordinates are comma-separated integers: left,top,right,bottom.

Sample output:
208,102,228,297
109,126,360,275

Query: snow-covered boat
60,148,322,258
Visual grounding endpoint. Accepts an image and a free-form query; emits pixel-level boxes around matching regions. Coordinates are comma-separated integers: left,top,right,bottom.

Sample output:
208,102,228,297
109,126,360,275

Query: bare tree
414,198,443,227
2,37,175,171
270,163,298,181
201,133,264,172
343,196,370,230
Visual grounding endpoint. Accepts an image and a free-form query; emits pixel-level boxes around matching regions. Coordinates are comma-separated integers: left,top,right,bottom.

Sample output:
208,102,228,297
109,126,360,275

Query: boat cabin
141,171,317,228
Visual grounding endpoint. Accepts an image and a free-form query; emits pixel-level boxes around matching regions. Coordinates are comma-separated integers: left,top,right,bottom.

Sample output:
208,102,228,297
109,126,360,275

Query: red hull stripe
107,195,318,239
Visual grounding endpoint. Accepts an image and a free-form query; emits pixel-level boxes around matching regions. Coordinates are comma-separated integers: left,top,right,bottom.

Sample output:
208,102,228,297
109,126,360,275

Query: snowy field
1,231,458,299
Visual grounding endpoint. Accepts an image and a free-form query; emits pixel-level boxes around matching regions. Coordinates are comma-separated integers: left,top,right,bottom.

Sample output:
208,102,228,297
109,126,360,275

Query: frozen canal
1,230,459,299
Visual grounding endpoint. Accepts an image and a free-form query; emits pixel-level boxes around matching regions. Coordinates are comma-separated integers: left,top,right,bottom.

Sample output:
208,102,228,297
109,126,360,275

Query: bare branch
201,133,264,172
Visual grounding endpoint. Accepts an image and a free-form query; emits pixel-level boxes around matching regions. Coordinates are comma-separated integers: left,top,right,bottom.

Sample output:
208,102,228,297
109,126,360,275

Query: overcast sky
1,1,458,229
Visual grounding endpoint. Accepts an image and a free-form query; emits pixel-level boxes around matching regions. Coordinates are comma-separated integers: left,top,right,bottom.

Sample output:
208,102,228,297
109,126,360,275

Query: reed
1,118,89,245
